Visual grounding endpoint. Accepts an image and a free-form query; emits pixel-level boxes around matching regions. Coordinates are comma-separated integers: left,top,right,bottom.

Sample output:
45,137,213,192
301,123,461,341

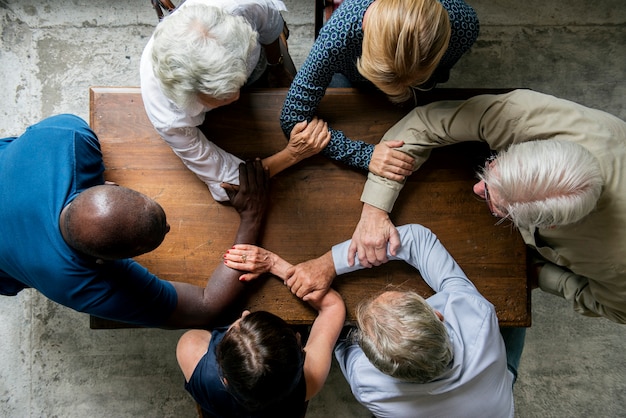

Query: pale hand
285,252,336,301
348,204,400,268
369,140,415,182
223,244,291,282
287,117,331,163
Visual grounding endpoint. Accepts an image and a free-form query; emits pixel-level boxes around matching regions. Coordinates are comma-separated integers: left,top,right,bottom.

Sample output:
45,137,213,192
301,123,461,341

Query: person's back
336,293,513,417
333,224,515,417
0,114,104,298
0,114,178,325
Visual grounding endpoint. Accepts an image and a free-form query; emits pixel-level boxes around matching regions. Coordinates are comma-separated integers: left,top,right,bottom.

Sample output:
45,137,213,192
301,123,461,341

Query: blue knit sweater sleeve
279,0,376,171
279,0,479,171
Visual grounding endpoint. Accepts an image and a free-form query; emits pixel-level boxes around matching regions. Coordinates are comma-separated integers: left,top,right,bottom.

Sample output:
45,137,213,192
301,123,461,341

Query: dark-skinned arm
164,159,269,329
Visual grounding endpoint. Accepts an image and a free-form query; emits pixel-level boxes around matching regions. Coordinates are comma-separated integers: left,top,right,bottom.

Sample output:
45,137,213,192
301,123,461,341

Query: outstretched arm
302,288,345,401
224,244,346,401
279,25,380,171
262,117,331,178
224,244,337,303
335,224,476,294
354,91,560,269
164,160,269,329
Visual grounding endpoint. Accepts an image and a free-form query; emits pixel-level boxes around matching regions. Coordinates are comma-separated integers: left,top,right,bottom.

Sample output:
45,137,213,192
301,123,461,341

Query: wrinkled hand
223,244,274,282
285,253,336,301
287,117,331,163
222,159,269,221
369,140,415,182
348,204,400,268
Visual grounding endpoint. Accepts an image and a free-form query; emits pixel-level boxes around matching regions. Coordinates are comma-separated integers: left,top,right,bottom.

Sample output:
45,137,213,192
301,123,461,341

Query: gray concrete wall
1,0,625,417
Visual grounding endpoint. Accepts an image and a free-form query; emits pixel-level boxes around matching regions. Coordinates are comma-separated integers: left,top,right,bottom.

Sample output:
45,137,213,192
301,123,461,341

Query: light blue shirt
333,224,514,418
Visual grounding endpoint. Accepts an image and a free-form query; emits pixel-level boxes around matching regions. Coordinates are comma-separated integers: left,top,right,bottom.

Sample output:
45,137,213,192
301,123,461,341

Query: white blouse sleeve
140,39,243,202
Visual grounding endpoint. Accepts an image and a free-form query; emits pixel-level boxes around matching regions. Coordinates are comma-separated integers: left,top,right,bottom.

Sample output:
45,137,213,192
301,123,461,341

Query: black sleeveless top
185,327,307,418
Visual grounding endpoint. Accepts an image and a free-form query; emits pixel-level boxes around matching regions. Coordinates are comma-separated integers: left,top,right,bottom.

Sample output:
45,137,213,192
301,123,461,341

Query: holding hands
369,140,415,181
221,159,270,223
285,253,336,301
348,204,401,268
287,117,331,163
262,117,331,178
223,244,290,282
221,137,412,299
224,245,338,302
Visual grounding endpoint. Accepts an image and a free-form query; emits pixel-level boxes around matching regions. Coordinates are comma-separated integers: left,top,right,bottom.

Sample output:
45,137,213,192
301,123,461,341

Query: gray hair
355,291,452,383
480,140,603,229
151,4,257,108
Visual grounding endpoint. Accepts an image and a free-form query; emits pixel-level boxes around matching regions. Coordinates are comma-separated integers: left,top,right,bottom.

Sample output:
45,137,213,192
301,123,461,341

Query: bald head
60,185,169,260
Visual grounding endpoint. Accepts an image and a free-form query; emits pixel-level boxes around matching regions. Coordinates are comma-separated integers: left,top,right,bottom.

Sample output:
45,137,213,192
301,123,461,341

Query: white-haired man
343,89,626,323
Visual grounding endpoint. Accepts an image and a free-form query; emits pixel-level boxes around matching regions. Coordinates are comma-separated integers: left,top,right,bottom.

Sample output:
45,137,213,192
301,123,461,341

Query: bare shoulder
176,329,212,382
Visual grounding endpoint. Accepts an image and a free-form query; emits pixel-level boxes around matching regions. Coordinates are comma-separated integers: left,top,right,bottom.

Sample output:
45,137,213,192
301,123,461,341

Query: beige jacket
362,89,626,322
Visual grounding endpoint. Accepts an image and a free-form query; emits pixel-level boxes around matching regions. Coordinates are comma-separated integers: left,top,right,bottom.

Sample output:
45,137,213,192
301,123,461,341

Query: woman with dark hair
176,246,345,417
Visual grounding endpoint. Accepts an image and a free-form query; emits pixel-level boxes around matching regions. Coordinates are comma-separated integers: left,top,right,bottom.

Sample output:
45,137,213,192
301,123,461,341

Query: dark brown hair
216,311,305,411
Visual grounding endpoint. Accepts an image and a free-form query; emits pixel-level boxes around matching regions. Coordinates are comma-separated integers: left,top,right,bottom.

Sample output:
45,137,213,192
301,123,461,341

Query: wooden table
89,87,530,328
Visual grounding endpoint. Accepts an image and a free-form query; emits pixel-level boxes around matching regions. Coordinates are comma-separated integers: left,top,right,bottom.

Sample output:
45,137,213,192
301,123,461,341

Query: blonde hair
358,0,451,103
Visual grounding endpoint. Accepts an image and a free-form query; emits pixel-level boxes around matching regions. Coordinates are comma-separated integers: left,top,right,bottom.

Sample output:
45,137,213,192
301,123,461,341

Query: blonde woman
280,0,478,178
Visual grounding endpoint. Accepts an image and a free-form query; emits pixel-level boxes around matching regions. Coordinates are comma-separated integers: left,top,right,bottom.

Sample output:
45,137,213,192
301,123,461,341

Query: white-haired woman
141,0,330,202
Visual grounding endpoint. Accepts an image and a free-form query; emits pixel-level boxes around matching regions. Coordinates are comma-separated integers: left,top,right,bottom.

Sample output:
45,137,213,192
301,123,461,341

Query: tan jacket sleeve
539,263,626,324
361,89,552,212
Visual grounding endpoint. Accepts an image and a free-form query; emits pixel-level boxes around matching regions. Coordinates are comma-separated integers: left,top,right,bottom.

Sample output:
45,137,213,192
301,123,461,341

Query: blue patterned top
279,0,479,170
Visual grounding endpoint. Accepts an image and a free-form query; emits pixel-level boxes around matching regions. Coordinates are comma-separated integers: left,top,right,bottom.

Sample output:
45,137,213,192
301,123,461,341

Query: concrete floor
1,0,625,416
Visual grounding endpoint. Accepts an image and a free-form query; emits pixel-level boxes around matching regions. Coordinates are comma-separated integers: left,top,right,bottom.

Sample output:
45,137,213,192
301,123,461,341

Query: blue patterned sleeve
279,0,375,171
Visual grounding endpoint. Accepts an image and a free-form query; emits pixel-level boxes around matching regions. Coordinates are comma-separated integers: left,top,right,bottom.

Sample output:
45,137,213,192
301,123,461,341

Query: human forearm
262,37,283,66
361,174,405,213
261,150,296,178
362,92,537,211
165,217,264,329
303,289,346,400
161,127,242,201
338,224,474,292
321,129,375,171
386,91,562,156
264,118,331,177
166,161,269,328
266,253,293,280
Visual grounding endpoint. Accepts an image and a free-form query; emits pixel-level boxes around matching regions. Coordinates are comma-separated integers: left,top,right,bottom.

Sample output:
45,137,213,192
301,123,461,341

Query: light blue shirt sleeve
331,224,477,293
